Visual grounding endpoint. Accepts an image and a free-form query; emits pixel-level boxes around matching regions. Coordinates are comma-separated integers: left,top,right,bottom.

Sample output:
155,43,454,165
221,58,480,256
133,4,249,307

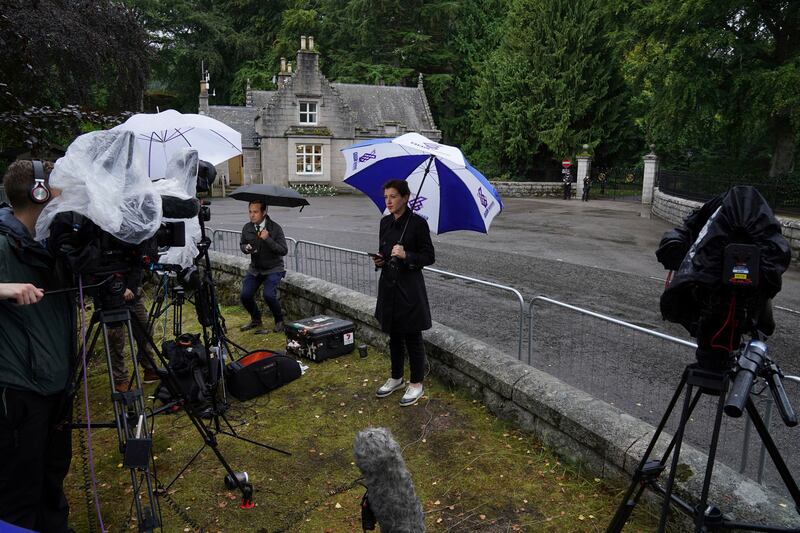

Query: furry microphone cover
353,427,425,532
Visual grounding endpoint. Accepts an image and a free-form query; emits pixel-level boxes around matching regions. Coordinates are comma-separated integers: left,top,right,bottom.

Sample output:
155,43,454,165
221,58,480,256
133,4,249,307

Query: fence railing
658,169,800,215
211,228,296,260
526,295,799,495
292,240,527,359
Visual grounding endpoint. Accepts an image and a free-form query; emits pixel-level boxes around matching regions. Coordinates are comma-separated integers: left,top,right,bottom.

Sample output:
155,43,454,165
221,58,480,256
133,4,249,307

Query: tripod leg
693,375,728,532
607,368,690,532
745,399,800,509
658,380,696,533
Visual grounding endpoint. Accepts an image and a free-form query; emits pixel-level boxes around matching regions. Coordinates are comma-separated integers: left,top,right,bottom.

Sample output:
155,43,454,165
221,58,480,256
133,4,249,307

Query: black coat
375,210,435,333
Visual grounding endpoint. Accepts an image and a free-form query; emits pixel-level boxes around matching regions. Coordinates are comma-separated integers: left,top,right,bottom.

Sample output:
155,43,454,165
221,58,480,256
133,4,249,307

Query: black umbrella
229,184,310,209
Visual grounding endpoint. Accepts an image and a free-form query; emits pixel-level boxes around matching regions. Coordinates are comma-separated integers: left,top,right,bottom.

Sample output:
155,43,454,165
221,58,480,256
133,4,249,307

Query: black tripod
70,281,162,532
145,204,290,495
607,350,800,532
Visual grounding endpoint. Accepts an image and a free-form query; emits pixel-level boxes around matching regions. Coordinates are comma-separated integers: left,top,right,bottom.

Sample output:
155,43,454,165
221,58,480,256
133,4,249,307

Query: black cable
271,477,363,533
75,407,99,533
153,474,206,532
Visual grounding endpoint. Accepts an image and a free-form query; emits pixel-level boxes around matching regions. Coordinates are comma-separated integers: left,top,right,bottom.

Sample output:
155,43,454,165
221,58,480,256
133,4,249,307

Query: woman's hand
391,244,406,260
372,253,385,267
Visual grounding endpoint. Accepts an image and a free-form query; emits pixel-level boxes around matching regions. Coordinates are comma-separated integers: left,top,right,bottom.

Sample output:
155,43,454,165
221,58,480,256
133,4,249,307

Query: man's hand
244,243,254,253
0,283,44,305
258,229,270,240
123,288,135,302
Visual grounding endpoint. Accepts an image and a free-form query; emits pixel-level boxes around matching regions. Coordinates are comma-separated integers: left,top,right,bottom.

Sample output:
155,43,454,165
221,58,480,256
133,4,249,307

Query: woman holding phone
371,179,435,406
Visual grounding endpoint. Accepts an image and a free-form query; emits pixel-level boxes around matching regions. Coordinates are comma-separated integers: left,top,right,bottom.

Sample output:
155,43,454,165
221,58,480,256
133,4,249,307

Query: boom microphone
161,196,200,219
353,427,425,532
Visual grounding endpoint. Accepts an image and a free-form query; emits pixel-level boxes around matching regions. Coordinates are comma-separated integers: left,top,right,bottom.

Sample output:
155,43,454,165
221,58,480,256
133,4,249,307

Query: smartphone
367,252,382,259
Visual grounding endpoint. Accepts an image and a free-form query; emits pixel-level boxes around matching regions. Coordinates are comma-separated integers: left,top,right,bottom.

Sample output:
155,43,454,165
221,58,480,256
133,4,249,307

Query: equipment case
285,315,356,362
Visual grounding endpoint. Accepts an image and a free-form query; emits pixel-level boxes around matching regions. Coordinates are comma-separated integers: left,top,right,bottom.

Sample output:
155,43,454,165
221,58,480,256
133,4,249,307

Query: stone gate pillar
642,145,659,205
576,145,592,199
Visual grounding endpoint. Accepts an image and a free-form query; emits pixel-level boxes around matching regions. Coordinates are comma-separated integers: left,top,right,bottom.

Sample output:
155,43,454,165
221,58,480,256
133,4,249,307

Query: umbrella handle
397,154,435,244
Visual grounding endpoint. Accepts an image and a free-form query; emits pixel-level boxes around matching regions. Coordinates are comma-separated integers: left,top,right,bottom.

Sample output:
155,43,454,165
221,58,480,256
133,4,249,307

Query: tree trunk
769,114,796,177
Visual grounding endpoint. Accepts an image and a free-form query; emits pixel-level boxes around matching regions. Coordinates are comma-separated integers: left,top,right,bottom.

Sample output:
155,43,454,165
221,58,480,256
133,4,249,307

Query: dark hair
2,160,54,209
248,199,267,212
383,179,410,198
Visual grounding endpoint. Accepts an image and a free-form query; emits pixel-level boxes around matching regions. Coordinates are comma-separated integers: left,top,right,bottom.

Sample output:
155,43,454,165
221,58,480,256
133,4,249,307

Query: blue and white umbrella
341,132,503,234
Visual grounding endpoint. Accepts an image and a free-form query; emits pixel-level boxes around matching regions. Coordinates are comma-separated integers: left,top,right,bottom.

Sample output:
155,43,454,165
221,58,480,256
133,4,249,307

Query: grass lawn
64,303,659,532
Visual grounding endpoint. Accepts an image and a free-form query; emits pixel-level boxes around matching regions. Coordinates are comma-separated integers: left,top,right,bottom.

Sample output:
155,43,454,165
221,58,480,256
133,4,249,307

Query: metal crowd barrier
526,295,799,491
211,228,296,259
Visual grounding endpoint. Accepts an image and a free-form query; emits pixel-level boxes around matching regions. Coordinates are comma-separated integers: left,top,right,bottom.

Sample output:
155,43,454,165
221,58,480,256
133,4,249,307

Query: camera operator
0,160,75,533
106,263,159,392
239,200,288,334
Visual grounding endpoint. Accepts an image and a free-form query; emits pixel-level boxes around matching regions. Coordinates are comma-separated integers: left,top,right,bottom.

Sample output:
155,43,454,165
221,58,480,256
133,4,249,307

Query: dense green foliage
1,0,797,178
617,0,800,176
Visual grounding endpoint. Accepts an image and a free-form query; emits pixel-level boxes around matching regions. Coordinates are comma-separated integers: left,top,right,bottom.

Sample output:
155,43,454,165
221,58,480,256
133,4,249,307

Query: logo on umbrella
477,187,488,208
353,150,377,170
408,195,427,212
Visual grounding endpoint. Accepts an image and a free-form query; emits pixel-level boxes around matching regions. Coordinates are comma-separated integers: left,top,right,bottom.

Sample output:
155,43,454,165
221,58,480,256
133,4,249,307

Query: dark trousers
241,271,285,323
390,331,426,384
0,387,72,533
563,183,572,199
582,186,590,201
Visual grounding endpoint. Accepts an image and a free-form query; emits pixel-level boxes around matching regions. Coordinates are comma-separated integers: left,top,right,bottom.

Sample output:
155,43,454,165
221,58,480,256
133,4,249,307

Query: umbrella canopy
229,184,310,208
341,132,503,234
112,109,242,179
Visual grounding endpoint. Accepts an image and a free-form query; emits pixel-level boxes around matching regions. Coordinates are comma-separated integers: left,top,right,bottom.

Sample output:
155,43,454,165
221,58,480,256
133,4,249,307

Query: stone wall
209,250,799,528
652,187,800,266
489,181,565,198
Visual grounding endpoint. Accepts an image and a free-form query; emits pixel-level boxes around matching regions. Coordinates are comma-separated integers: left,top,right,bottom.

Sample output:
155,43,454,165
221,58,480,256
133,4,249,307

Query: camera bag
161,334,214,406
225,350,302,401
285,315,356,362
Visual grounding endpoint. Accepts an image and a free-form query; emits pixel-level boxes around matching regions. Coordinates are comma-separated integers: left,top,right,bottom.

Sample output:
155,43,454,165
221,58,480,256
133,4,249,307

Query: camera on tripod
608,186,799,533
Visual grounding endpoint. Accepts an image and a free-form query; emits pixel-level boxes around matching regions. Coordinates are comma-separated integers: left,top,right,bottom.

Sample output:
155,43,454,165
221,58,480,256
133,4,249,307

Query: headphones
29,160,51,204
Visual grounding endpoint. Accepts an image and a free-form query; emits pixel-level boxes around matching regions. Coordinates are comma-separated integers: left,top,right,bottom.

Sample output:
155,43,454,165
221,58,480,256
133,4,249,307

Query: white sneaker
399,384,424,406
376,377,405,398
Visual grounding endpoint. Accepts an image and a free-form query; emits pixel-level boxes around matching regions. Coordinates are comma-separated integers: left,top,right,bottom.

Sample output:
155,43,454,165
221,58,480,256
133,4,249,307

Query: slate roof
250,91,275,108
207,83,437,145
331,83,435,132
206,106,258,148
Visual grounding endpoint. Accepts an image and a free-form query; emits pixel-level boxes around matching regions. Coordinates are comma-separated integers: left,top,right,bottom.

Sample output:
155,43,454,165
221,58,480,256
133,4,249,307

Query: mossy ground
64,303,660,532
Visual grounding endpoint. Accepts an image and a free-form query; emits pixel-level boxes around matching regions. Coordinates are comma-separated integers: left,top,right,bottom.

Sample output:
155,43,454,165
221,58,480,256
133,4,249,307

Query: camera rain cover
660,186,791,330
36,130,162,244
154,149,202,268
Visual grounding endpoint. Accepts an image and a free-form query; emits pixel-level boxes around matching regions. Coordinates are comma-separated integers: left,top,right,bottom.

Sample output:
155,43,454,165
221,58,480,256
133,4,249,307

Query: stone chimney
294,35,321,94
198,70,210,114
245,78,253,107
277,57,292,87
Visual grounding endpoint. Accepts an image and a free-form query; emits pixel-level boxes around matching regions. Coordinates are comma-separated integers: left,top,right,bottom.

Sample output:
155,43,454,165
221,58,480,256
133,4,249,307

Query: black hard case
285,315,356,362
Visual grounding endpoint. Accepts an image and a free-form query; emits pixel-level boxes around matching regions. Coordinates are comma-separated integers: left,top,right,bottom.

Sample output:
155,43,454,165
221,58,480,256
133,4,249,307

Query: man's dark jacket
239,216,288,274
0,207,74,395
375,210,435,333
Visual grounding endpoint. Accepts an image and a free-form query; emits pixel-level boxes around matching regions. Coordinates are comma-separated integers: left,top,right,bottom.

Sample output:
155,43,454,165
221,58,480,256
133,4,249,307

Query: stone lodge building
199,36,441,189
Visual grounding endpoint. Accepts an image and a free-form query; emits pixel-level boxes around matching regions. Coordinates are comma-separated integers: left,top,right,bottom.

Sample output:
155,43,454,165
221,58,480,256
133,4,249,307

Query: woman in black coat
372,179,435,406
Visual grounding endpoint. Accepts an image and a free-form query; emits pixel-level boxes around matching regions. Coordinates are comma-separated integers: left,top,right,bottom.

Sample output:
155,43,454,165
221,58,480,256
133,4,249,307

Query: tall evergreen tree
471,0,633,180
620,0,800,176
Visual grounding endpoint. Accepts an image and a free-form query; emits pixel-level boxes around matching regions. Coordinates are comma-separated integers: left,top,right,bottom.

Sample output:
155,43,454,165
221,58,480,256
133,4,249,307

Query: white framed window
299,101,318,124
296,144,323,174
